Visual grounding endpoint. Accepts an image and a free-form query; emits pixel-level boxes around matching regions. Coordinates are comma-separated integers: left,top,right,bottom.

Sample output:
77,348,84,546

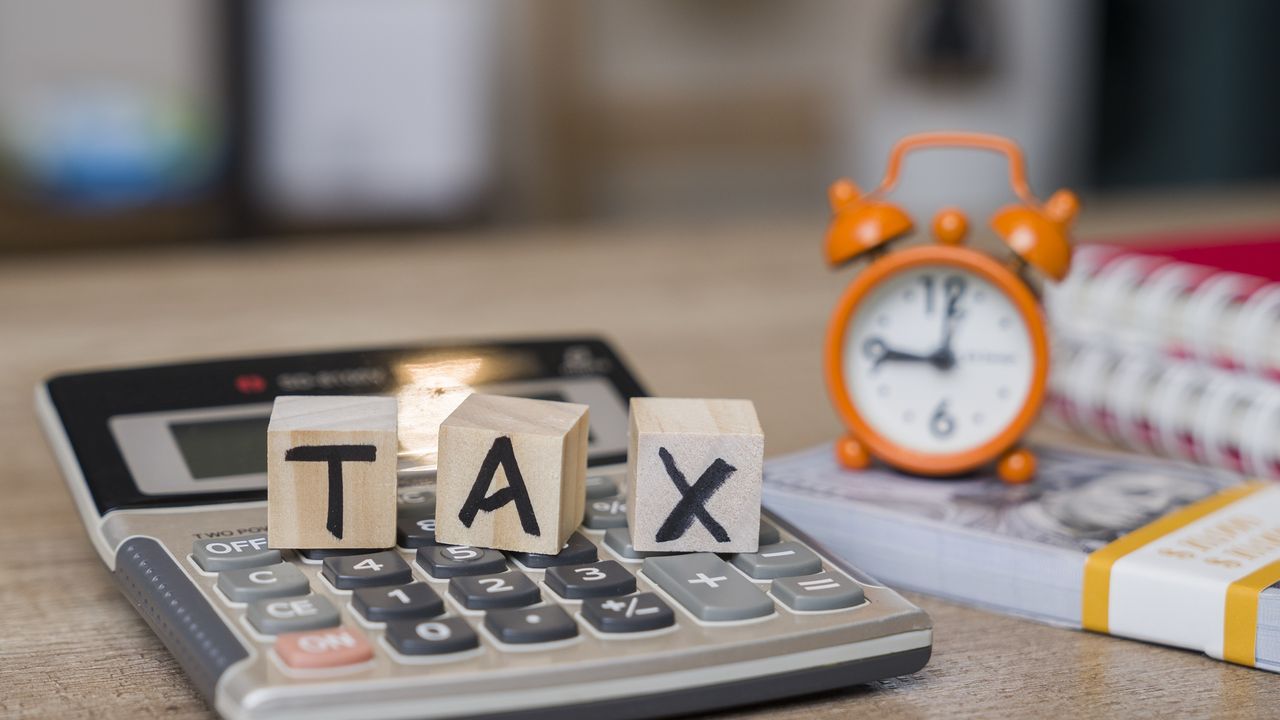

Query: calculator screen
169,416,270,480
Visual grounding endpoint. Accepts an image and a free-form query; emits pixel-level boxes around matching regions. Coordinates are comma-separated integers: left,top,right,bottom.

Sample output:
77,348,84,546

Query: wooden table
4,187,1279,718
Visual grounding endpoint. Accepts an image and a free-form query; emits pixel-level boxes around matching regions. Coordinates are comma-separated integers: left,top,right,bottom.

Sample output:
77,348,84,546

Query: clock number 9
930,400,956,438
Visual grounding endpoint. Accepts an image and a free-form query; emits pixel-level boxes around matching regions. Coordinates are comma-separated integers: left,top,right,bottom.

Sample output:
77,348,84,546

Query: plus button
688,573,728,589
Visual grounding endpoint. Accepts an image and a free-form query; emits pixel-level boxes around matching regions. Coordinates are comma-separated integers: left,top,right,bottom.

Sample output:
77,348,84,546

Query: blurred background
2,0,1279,251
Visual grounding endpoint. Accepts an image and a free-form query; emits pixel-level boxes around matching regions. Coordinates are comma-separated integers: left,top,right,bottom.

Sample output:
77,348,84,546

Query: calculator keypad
322,551,412,589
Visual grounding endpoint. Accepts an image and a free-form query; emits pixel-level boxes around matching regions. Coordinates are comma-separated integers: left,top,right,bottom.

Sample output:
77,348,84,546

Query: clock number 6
930,400,956,438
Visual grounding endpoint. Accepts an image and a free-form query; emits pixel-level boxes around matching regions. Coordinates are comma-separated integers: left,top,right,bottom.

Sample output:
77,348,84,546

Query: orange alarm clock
823,132,1078,484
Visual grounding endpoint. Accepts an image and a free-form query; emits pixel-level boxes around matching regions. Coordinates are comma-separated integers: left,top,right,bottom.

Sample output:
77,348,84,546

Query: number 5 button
322,551,411,589
353,582,444,622
417,545,507,578
449,572,541,610
545,561,635,599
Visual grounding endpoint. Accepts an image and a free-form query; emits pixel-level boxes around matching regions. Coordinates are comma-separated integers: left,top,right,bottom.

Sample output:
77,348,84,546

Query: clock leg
835,435,872,470
996,446,1036,484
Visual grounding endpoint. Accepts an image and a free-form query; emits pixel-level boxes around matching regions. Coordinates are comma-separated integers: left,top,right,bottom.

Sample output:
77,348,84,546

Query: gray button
730,542,822,580
322,551,412,589
758,521,781,546
386,617,478,656
772,572,866,612
449,571,541,610
603,527,669,561
485,605,578,644
581,593,675,633
586,475,620,499
247,595,339,635
193,534,279,572
642,553,773,621
507,532,597,568
217,562,309,602
354,582,444,622
545,561,635,599
583,498,627,529
417,545,507,578
396,508,440,549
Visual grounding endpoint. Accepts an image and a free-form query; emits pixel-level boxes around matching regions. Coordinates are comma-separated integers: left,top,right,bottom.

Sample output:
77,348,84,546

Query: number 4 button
322,551,412,589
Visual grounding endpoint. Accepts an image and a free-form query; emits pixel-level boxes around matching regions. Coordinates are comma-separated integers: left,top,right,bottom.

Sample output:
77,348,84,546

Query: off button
193,534,280,572
276,627,373,670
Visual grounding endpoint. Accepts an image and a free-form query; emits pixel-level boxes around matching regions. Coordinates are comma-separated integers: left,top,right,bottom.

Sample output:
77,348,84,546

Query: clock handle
875,132,1036,206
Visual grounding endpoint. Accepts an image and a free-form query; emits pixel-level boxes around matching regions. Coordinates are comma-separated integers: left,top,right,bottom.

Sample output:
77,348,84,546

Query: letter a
457,436,541,536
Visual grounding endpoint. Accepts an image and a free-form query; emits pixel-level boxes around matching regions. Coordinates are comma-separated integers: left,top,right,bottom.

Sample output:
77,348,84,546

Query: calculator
36,337,932,720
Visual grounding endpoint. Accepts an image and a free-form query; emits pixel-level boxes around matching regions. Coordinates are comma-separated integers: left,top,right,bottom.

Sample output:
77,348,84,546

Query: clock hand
927,310,962,371
863,337,934,370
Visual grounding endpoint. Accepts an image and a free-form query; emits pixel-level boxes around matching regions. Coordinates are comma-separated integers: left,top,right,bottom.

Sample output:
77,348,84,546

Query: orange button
275,626,373,669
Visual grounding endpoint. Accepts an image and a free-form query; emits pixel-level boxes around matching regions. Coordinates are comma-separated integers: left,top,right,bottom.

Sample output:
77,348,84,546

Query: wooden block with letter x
435,394,589,554
627,398,763,553
267,396,398,550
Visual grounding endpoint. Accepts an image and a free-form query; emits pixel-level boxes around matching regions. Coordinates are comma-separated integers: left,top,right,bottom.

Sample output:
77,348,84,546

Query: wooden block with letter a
267,395,398,549
627,398,763,553
435,394,589,554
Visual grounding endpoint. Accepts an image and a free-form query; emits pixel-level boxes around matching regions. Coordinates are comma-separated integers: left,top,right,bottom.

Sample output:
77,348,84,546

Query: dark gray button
583,498,627,529
298,547,383,561
396,509,440,549
386,617,478,656
353,582,444,622
545,561,635,599
485,606,578,644
581,593,675,633
643,553,773,621
322,551,412,589
772,573,866,612
193,534,279,572
603,527,670,561
730,542,823,580
417,545,507,578
449,571,541,610
217,562,309,602
508,532,597,568
397,488,436,508
758,521,781,546
247,595,339,634
586,475,620,499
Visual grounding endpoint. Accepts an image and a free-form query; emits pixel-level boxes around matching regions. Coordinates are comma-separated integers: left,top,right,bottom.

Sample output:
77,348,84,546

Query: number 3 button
449,571,541,610
322,551,412,589
545,561,635,599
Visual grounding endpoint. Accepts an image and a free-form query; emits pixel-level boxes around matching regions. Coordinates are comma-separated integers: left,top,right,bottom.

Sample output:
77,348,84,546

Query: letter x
654,447,735,543
284,444,377,539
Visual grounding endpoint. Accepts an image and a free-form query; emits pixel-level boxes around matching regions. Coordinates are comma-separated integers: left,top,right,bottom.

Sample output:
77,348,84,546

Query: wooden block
267,395,398,550
626,398,763,553
435,394,589,554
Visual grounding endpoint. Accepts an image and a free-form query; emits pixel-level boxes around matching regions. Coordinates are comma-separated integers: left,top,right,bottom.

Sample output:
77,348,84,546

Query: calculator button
248,595,340,635
771,573,866,611
583,498,628,529
386,617,479,656
298,547,384,561
581,593,675,633
729,542,823,580
507,532,597,568
396,509,440,549
276,626,372,669
603,527,669,561
353,582,445,622
586,475,619,499
397,488,435,508
758,521,781,546
417,545,507,578
485,606,578,644
193,534,279,572
643,553,774,622
322,551,412,589
449,571,541,610
217,562,309,603
545,561,635,599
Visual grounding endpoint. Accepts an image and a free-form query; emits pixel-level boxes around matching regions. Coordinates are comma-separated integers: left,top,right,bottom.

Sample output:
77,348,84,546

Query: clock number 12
919,274,967,315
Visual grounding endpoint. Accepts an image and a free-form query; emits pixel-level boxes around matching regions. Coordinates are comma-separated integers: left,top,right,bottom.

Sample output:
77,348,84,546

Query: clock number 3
930,400,956,438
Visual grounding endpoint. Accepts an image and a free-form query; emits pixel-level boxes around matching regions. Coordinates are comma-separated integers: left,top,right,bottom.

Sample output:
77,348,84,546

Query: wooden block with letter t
627,398,764,553
267,395,398,550
435,394,589,554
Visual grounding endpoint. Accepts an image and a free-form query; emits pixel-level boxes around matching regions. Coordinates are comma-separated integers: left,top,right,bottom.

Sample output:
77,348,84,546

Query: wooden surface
3,187,1280,718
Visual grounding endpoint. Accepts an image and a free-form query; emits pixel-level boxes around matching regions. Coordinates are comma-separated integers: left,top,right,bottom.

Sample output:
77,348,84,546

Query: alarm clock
822,132,1078,483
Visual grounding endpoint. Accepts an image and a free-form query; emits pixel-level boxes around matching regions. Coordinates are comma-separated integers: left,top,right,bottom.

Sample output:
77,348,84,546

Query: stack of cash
763,443,1280,671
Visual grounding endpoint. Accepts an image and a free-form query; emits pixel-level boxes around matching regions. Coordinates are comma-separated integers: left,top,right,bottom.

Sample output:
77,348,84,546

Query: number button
581,593,674,633
545,561,635,599
585,474,620,499
448,571,541,610
396,509,440,549
216,562,309,602
248,595,340,634
385,617,478,656
352,582,444,622
322,551,412,589
583,498,628,529
507,532,597,568
484,606,578,644
729,542,823,580
771,572,867,612
416,545,507,578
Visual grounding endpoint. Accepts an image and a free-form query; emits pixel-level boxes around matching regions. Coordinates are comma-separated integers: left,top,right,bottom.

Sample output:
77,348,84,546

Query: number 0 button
545,561,635,599
449,571,541,610
322,551,411,589
353,582,444,622
386,617,479,656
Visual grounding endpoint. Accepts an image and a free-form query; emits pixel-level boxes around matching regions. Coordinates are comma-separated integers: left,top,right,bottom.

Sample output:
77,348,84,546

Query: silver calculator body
37,337,932,720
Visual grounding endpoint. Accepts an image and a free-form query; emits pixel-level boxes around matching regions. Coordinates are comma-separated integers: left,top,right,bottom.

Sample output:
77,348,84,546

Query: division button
216,562,309,603
449,571,541,610
581,593,675,633
642,553,774,622
485,605,579,644
729,542,823,580
545,561,635,599
322,551,412,589
353,582,445,622
385,617,479,656
508,532,597,568
248,595,340,635
583,498,628,529
276,626,372,669
771,573,867,612
396,509,440,549
193,534,279,572
417,545,507,578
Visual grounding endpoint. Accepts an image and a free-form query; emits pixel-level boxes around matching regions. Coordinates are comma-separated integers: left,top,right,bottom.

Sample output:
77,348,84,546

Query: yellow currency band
1082,481,1272,666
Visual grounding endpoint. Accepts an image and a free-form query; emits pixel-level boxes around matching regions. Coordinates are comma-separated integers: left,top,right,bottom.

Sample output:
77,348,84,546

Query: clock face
842,264,1036,457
